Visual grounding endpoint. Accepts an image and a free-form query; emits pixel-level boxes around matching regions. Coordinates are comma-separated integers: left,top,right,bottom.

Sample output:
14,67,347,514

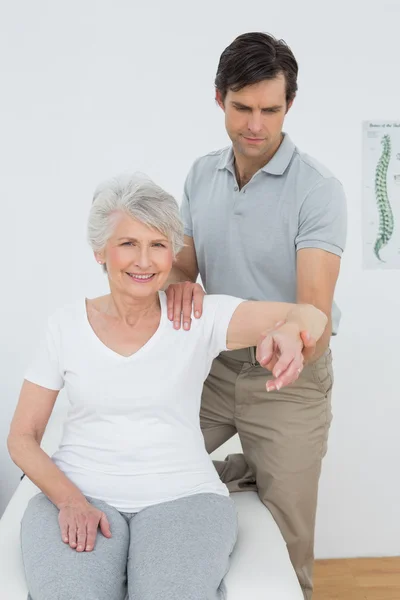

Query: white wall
1,0,399,559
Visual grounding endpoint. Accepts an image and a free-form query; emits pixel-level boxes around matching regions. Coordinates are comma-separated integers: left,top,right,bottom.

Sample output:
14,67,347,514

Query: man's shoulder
187,146,230,178
291,144,341,188
289,144,346,223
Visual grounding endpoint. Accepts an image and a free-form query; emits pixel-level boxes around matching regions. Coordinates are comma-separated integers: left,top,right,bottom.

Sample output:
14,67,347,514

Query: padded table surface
0,407,302,599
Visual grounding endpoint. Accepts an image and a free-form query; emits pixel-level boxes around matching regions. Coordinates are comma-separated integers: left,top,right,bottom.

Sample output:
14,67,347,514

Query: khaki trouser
200,347,334,600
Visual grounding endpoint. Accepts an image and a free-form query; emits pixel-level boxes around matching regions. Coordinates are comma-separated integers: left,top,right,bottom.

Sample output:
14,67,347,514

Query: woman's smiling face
96,212,174,298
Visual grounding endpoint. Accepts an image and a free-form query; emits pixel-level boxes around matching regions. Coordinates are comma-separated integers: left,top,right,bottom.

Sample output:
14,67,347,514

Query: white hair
87,173,184,257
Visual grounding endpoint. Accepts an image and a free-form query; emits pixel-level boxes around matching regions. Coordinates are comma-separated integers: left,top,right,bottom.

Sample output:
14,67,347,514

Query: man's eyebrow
231,101,283,110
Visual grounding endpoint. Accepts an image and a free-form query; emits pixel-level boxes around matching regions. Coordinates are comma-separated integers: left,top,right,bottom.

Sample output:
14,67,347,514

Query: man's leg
234,349,334,600
200,353,237,451
200,351,257,490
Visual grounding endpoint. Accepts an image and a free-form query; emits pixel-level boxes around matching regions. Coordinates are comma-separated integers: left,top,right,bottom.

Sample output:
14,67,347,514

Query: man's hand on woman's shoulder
165,282,205,330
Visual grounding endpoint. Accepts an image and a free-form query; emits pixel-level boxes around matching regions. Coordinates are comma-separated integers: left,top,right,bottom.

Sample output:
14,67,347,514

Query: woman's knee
21,492,59,550
30,580,127,600
128,494,237,599
22,492,56,521
21,493,130,600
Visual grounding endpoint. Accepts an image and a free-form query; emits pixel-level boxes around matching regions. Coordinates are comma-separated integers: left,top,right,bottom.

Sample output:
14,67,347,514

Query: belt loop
249,346,258,366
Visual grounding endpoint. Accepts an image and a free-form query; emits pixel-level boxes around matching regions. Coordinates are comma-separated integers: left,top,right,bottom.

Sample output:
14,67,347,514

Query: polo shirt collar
217,146,235,172
261,133,295,175
216,133,295,176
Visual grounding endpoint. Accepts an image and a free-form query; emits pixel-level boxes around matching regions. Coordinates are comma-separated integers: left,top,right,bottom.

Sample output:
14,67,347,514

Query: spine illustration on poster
374,134,393,261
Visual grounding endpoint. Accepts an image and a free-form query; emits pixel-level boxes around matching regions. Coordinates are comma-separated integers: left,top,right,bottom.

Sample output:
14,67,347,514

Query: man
165,32,347,599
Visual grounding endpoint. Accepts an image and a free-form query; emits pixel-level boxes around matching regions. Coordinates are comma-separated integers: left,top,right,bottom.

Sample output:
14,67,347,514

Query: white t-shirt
25,291,244,512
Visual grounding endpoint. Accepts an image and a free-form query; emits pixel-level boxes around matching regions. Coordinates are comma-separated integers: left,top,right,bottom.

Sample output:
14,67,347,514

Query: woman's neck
102,291,160,327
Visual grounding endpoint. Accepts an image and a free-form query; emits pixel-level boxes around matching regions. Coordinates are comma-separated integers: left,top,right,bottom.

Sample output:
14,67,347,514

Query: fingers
300,330,310,345
266,353,294,391
84,512,112,552
277,356,304,390
264,330,314,392
273,348,297,380
302,346,316,362
300,331,316,362
256,334,274,366
166,283,205,330
76,520,87,552
59,506,110,552
85,515,100,552
166,286,175,321
172,285,183,329
182,283,194,330
266,355,304,392
256,321,286,366
67,520,77,550
263,356,278,373
99,513,112,539
192,284,205,319
255,332,266,364
60,520,69,545
266,332,304,391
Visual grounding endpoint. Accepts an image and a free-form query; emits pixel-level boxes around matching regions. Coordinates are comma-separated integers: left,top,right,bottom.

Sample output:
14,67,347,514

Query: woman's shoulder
46,297,87,329
203,294,246,312
157,291,245,331
199,295,246,331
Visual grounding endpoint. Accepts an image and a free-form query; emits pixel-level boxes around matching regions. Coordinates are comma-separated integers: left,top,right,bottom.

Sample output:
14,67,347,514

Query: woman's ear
94,251,104,265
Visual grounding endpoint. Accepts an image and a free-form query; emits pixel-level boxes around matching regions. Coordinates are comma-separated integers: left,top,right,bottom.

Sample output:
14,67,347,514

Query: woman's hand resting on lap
58,499,112,552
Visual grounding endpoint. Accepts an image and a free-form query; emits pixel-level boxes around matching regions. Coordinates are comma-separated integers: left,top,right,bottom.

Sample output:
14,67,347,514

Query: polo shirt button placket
233,184,242,216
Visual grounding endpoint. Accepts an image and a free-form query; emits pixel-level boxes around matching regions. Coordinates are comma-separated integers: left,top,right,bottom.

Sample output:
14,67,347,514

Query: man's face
217,75,292,162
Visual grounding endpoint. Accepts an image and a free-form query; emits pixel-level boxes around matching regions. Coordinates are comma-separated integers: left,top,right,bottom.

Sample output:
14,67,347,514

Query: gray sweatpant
21,492,237,600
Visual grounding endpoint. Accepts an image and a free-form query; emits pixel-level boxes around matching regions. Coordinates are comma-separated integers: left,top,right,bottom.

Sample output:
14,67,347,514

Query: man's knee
213,454,257,492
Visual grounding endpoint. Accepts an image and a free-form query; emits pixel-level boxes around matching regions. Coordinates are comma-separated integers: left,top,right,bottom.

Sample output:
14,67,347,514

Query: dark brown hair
215,32,298,105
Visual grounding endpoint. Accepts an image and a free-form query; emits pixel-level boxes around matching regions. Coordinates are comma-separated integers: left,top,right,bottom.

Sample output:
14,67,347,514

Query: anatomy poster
362,121,400,269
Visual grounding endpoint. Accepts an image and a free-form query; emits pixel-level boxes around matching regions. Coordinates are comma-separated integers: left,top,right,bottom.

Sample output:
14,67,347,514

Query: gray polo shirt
180,133,347,334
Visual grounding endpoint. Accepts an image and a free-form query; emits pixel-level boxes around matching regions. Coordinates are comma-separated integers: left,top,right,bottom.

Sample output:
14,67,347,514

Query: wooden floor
313,557,400,600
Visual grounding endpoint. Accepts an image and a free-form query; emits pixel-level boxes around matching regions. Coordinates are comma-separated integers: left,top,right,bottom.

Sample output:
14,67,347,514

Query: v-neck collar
83,291,167,361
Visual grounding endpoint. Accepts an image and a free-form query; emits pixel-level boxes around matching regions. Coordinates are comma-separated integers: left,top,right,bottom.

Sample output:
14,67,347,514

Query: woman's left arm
227,301,327,350
226,301,328,391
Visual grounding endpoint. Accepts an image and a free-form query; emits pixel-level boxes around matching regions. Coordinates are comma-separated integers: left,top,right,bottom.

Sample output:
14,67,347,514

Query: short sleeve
202,295,245,359
24,314,64,391
295,178,347,256
180,167,194,237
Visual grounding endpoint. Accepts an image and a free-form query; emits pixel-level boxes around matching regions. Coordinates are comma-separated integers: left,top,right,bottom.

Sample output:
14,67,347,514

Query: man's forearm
285,304,328,343
312,319,332,362
285,304,330,363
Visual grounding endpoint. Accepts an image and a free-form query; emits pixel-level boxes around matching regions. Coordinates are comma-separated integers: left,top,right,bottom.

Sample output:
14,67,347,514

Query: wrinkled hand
165,282,205,330
256,322,316,392
272,321,316,364
58,499,112,552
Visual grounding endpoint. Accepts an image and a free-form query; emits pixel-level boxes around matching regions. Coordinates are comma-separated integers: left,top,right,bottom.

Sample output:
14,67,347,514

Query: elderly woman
7,174,327,600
